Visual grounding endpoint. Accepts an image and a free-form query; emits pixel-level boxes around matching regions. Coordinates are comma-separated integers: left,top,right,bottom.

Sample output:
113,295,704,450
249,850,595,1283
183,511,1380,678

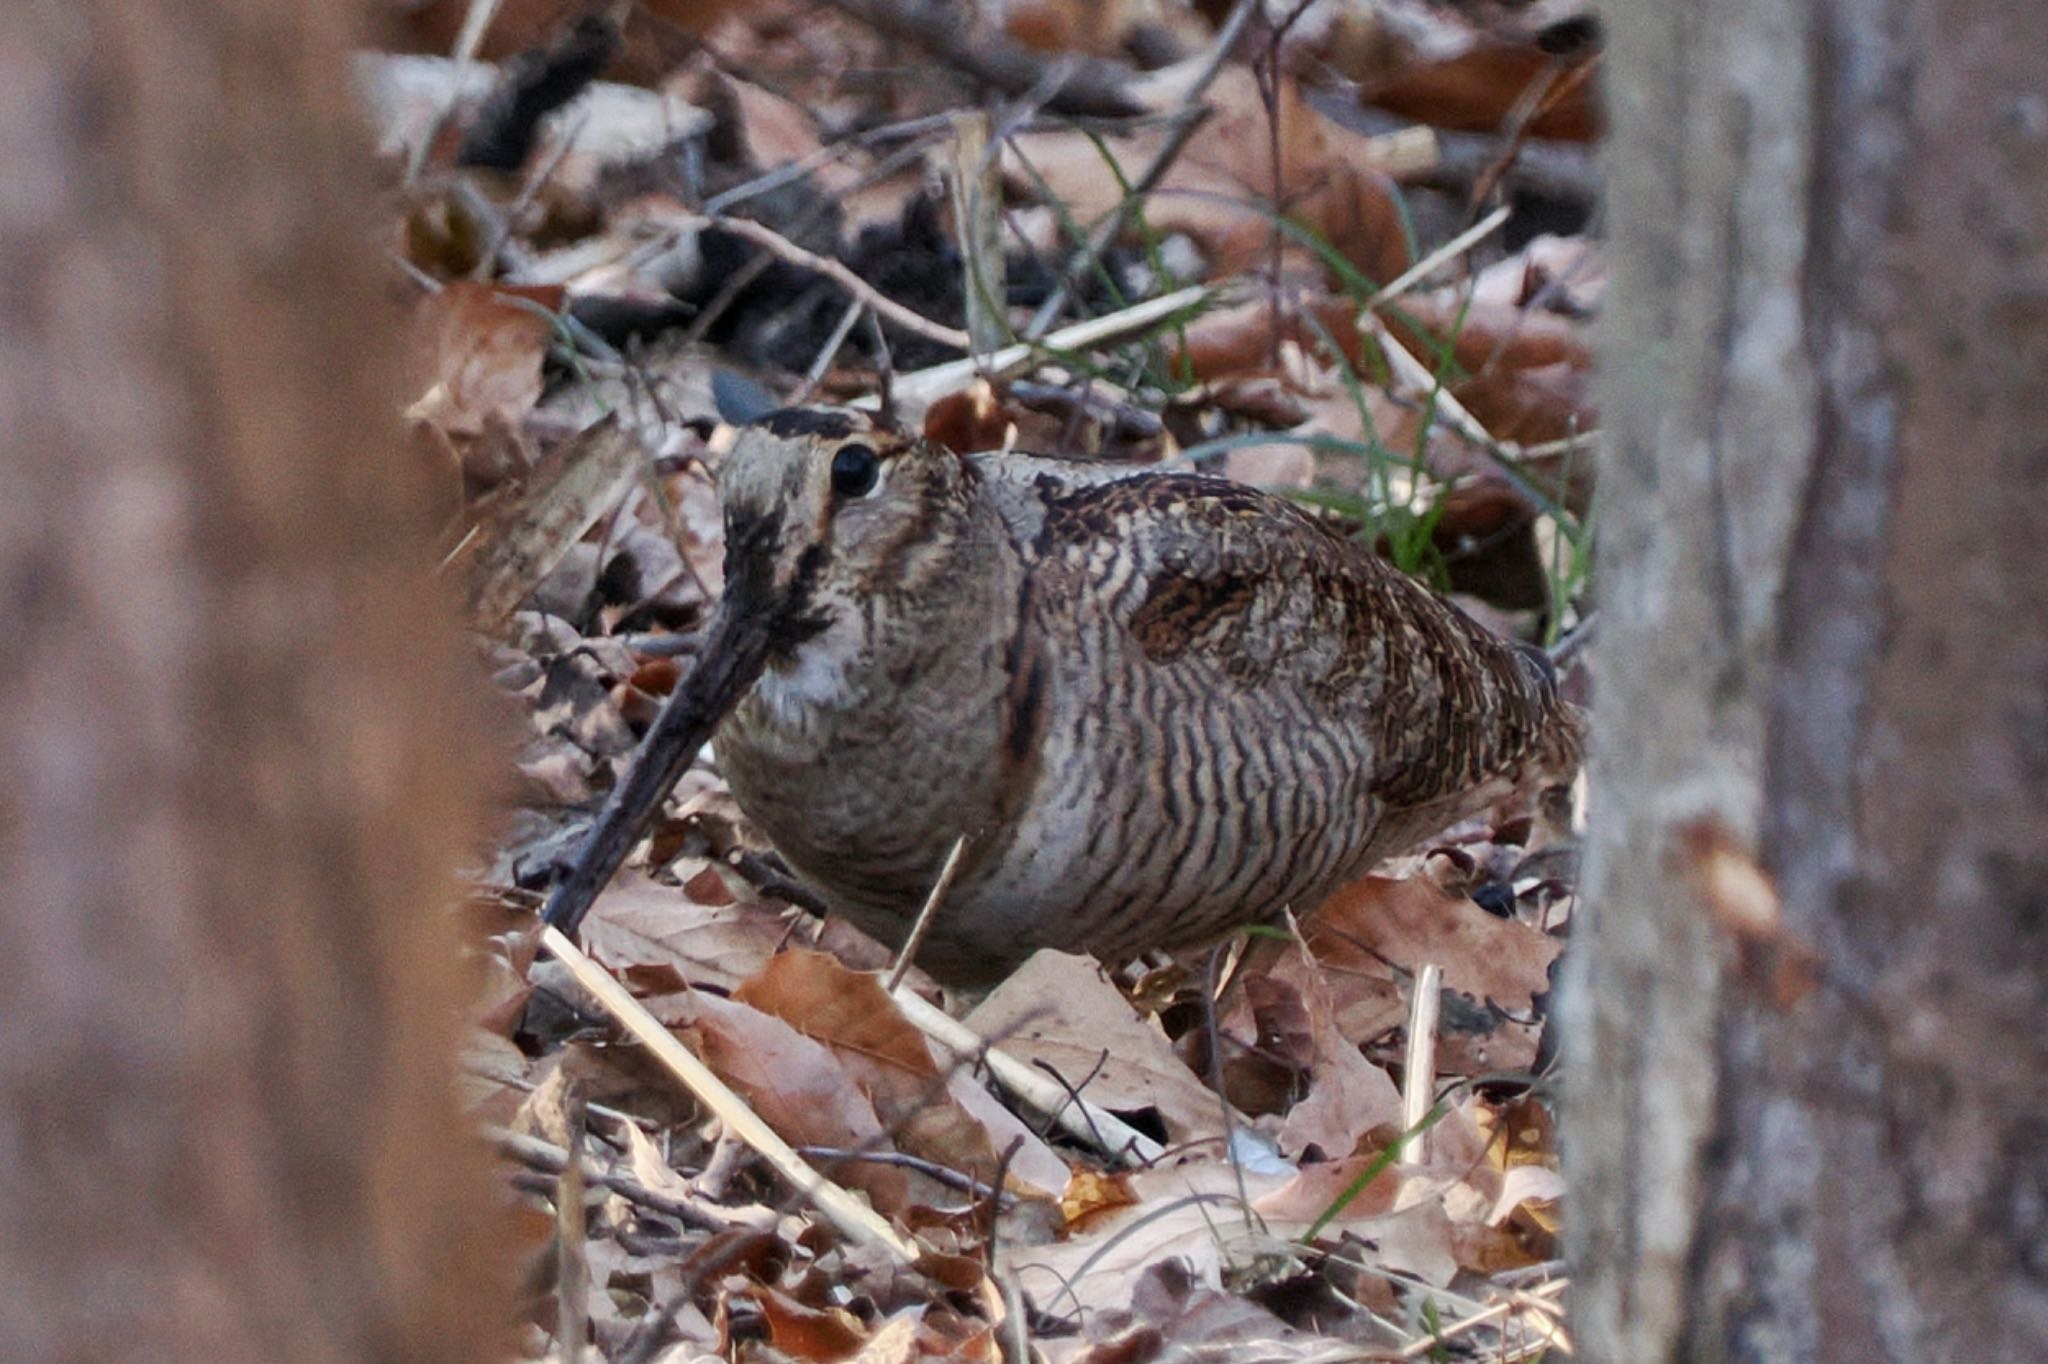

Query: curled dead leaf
410,280,564,440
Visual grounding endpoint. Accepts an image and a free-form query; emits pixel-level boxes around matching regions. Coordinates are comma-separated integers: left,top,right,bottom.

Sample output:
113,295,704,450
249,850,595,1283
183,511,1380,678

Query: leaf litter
377,0,1601,1357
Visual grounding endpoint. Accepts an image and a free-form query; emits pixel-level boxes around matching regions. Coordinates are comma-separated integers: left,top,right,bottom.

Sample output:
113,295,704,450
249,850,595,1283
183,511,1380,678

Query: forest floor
385,2,1604,1358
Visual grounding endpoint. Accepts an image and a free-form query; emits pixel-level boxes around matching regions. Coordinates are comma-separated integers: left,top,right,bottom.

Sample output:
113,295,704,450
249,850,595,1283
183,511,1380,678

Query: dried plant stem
885,834,971,993
553,1087,588,1363
1391,1276,1572,1359
1021,0,1261,339
1368,286,1605,480
792,299,866,404
488,1126,732,1232
540,925,921,1263
887,985,1166,1168
949,111,1006,356
878,281,1229,417
1367,204,1511,313
1399,962,1442,1163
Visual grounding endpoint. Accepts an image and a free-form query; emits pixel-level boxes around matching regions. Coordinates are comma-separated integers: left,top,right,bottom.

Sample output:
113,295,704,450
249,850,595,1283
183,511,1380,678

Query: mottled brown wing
1032,470,1574,817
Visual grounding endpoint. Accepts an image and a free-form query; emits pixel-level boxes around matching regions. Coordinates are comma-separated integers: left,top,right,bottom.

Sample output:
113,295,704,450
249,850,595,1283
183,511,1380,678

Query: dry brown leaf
1392,291,1598,444
1172,292,1371,383
580,869,791,993
1061,1167,1138,1227
1257,940,1405,1158
1253,1096,1520,1284
1364,40,1600,142
620,1121,703,1208
738,949,1071,1199
752,1283,870,1362
847,1313,921,1364
1062,1261,1334,1364
995,0,1206,59
1468,233,1608,314
1305,874,1558,1015
717,69,829,175
1007,68,1411,286
511,1055,582,1147
1486,1162,1565,1227
457,1027,532,1124
665,986,910,1210
410,280,562,439
966,950,1240,1147
1002,1163,1275,1320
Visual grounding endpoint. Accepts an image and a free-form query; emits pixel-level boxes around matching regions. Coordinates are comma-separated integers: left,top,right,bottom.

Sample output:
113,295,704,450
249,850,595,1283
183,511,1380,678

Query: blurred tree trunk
1572,0,2048,1359
0,4,502,1361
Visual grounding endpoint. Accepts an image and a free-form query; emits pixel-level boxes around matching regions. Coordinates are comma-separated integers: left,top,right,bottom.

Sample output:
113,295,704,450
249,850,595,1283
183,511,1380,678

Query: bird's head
712,405,977,663
538,405,977,936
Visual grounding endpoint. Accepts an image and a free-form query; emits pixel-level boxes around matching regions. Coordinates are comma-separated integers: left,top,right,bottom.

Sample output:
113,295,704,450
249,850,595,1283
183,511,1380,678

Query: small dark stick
865,308,896,426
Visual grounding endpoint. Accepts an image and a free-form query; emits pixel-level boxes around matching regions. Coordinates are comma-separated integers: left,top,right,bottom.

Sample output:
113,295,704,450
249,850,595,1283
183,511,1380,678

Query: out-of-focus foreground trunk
1572,0,2048,1359
0,4,501,1359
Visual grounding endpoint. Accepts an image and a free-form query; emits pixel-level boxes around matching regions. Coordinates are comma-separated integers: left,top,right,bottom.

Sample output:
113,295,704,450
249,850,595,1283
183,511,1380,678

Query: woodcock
543,407,1583,983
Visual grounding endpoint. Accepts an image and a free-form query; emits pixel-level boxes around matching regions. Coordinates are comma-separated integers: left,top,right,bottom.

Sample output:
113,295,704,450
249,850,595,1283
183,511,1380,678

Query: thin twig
471,109,589,281
1366,204,1512,313
793,1146,1006,1204
885,834,970,992
1201,944,1254,1228
886,985,1166,1167
791,299,867,405
1022,0,1261,339
677,135,939,344
865,309,897,422
487,1126,731,1232
949,110,1006,356
553,1086,589,1363
1390,1278,1574,1359
699,213,970,352
540,925,922,1262
702,111,956,216
877,281,1229,417
1367,311,1567,470
612,1229,779,1364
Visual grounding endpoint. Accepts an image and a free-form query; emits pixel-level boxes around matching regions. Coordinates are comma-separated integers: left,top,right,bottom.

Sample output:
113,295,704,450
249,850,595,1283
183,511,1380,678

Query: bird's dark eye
830,443,881,498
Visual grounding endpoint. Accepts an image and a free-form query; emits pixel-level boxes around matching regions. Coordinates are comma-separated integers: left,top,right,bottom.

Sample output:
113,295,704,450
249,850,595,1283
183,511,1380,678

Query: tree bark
0,4,503,1360
1572,0,2048,1359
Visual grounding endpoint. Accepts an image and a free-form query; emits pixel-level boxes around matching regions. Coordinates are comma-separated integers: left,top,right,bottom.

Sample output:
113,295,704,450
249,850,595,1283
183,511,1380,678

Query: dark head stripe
757,408,859,440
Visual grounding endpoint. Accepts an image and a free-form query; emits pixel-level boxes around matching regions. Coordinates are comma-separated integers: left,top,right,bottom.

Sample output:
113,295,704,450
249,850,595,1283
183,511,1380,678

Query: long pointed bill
541,600,776,939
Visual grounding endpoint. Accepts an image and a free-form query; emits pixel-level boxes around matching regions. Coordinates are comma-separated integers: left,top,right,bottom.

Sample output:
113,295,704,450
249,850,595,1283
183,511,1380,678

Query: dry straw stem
948,111,1006,357
1398,962,1442,1163
488,1125,734,1233
403,0,504,185
1389,1276,1571,1359
539,925,922,1263
886,986,1168,1168
1366,204,1511,314
872,281,1231,418
884,834,971,994
1367,310,1600,471
453,416,643,628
